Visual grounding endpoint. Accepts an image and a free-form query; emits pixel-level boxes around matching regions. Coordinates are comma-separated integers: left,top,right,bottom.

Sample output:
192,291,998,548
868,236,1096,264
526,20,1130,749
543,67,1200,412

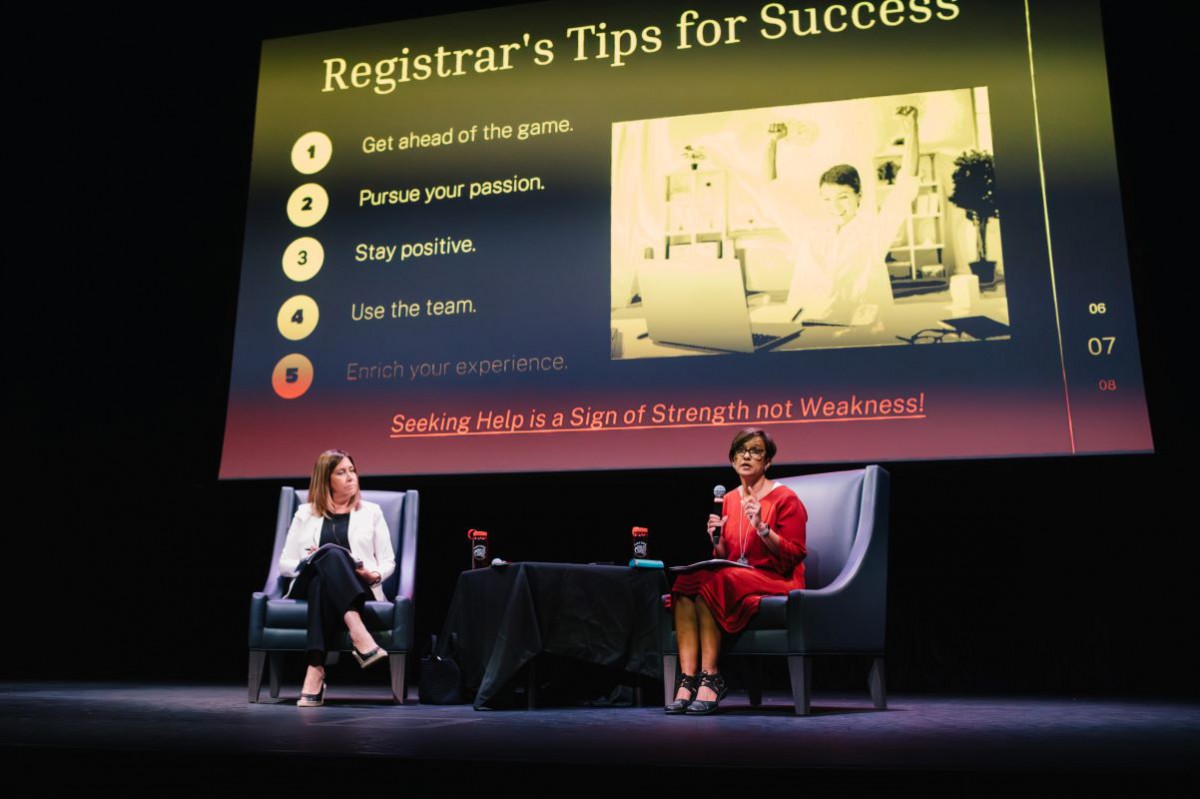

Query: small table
438,562,667,709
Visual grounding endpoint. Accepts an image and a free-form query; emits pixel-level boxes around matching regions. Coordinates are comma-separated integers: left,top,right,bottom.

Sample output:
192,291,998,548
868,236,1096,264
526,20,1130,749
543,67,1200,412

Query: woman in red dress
667,428,807,715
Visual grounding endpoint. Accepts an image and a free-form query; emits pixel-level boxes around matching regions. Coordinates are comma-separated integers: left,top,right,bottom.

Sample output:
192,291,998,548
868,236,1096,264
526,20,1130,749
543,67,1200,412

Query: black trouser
292,547,371,666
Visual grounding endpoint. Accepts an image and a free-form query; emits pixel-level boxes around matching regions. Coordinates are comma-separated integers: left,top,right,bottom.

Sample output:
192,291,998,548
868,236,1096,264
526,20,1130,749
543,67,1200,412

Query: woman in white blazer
278,449,396,707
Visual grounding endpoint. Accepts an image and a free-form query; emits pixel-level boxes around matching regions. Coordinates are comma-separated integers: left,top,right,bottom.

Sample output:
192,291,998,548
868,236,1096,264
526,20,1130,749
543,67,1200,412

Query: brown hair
728,428,777,463
309,449,362,518
819,164,862,195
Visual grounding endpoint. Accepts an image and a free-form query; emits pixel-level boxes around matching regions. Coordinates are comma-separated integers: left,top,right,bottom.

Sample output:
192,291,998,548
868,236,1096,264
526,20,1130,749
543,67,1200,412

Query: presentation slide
220,0,1153,478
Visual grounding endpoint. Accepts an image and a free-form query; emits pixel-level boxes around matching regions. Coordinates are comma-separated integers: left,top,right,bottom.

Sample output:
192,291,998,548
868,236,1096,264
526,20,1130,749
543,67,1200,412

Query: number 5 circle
277,295,319,341
272,354,314,400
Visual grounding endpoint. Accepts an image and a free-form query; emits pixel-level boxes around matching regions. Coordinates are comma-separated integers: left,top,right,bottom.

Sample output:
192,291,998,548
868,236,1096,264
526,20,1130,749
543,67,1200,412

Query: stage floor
2,682,1196,791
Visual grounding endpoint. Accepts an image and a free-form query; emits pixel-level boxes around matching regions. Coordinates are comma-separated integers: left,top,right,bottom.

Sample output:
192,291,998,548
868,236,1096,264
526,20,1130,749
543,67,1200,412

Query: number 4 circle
277,295,319,341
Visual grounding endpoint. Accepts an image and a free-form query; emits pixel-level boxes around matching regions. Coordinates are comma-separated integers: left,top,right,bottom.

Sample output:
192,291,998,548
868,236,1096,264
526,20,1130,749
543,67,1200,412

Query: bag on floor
419,634,466,705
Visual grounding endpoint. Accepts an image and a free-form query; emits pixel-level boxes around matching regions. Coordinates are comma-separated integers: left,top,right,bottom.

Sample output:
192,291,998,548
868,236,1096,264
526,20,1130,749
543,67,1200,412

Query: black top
319,512,351,549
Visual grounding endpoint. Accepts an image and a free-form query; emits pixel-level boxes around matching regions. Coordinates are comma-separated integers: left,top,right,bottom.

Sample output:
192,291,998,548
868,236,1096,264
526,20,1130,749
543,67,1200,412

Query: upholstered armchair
662,466,890,715
249,487,418,703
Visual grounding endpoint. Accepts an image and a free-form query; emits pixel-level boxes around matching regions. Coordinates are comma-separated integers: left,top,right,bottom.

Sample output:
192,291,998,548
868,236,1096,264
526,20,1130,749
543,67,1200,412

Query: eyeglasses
733,447,766,460
897,329,964,345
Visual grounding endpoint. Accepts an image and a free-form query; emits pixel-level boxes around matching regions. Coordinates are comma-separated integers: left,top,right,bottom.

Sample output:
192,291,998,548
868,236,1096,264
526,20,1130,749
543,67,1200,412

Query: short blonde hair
308,449,362,518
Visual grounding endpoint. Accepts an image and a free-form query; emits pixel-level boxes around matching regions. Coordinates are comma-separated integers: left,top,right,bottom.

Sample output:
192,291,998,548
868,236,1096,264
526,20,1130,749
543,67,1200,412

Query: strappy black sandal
297,679,326,708
685,671,728,715
665,673,701,714
352,646,388,669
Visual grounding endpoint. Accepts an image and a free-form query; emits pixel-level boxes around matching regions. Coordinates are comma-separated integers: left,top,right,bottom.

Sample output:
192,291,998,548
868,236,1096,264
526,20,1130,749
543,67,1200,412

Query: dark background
10,1,1192,698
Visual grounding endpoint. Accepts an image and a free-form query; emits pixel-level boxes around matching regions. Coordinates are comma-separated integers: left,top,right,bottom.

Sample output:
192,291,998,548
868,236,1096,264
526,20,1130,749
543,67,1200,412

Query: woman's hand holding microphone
708,513,728,557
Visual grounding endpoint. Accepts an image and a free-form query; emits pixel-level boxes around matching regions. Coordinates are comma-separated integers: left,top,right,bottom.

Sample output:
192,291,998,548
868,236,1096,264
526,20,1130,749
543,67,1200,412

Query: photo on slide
610,88,1010,360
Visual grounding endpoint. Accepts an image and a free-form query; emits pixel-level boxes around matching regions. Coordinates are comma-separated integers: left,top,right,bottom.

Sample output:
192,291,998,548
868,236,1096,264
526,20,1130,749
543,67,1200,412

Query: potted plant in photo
877,160,899,185
947,150,998,284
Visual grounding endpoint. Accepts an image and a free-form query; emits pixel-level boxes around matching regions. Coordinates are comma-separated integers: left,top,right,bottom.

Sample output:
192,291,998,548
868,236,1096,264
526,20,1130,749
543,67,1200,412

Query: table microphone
711,485,727,544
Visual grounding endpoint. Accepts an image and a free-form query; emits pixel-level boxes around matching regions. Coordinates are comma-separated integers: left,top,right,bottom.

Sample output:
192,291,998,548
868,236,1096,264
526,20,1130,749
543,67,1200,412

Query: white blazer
278,500,396,602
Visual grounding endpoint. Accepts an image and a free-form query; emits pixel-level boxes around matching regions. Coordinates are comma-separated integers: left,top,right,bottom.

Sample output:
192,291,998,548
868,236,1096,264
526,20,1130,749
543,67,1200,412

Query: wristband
756,524,771,539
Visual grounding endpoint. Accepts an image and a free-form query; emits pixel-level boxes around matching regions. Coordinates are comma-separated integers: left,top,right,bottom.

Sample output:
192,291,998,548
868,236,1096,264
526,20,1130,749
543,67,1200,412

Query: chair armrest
391,596,414,652
248,592,268,648
785,577,885,653
786,465,889,653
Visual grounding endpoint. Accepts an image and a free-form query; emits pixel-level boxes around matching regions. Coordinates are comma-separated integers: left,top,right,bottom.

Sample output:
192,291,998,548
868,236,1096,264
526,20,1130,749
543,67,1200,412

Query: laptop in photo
638,256,803,353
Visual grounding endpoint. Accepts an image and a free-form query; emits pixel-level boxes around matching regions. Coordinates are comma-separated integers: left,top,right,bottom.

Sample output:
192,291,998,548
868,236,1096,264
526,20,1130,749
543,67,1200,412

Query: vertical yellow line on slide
1025,0,1077,453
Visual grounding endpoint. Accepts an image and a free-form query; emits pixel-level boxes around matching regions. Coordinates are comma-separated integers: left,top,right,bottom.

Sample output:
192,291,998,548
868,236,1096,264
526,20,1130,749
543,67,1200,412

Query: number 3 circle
282,237,324,282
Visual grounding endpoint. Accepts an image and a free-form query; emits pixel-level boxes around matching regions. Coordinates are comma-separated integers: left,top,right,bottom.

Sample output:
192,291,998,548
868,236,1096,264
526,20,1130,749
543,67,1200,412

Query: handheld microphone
711,485,727,544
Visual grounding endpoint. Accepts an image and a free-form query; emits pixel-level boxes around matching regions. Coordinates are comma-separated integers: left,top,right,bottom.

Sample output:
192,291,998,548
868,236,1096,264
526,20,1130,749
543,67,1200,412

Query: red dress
672,484,807,634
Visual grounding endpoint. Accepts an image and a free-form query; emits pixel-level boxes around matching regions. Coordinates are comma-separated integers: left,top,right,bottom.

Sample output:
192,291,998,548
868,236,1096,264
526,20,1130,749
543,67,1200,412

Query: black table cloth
437,562,667,709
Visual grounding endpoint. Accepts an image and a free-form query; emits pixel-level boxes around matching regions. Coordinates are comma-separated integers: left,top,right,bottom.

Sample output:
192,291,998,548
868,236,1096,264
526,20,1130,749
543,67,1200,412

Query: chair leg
248,651,266,703
662,654,677,708
787,655,812,716
390,653,407,704
268,653,283,699
745,659,764,707
869,657,887,710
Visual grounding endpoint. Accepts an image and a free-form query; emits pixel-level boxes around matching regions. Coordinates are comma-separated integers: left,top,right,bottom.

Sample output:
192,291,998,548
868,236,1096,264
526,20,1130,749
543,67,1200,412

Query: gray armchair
248,487,419,703
662,465,889,715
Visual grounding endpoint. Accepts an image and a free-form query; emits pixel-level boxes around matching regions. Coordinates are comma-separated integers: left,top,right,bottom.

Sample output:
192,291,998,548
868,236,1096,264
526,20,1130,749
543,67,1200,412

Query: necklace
736,508,749,566
328,511,350,549
736,483,768,565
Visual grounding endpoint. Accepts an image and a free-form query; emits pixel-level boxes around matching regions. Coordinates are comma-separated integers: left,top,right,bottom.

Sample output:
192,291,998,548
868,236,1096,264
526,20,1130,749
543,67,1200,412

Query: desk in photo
611,293,1010,358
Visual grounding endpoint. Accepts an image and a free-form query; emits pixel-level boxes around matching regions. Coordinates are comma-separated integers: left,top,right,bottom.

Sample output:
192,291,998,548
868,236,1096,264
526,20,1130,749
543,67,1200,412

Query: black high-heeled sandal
664,673,701,714
685,671,728,715
298,679,326,708
352,645,388,669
